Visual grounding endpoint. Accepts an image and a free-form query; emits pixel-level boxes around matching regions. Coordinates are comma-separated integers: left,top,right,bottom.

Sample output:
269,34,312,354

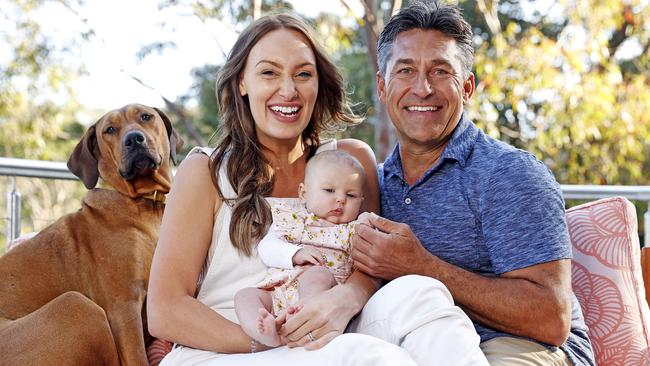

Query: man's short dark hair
377,0,474,78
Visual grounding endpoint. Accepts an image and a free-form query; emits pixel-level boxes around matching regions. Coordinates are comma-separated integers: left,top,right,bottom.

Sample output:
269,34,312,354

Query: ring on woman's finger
307,331,316,342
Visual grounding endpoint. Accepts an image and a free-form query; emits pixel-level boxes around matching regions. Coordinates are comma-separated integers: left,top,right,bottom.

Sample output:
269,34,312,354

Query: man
352,1,595,365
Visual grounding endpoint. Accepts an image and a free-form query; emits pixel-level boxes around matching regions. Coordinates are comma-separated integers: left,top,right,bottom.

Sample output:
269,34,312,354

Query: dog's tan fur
0,104,182,365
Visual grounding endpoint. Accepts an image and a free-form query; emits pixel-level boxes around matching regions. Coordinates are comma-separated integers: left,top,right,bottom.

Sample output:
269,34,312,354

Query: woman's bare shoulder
168,152,218,208
337,139,377,165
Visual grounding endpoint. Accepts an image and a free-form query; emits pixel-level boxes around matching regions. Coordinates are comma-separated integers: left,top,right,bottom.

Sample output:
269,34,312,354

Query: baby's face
300,162,364,224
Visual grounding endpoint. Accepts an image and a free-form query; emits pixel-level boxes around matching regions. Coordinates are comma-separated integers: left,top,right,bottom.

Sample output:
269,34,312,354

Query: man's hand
355,211,372,226
292,247,324,266
352,212,434,280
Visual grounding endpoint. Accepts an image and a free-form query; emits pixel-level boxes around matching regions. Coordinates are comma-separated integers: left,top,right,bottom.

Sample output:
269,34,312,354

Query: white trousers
162,275,488,366
349,275,488,366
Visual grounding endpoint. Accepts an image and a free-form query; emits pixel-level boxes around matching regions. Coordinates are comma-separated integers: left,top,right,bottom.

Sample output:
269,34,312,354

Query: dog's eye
140,113,152,122
104,126,117,134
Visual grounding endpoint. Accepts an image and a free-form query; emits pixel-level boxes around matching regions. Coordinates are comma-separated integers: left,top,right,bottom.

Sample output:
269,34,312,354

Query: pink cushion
147,338,172,366
567,197,650,365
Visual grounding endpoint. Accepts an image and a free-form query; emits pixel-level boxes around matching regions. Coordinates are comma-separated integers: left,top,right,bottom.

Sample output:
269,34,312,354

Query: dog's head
67,104,184,197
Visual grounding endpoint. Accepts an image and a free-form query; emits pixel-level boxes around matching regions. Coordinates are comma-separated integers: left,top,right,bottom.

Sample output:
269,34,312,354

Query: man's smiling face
377,28,474,153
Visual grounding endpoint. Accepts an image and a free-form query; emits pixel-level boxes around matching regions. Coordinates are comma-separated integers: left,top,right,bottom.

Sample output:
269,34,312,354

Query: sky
29,1,361,113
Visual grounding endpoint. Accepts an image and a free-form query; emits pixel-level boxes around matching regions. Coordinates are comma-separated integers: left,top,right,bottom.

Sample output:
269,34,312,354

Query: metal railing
2,156,650,247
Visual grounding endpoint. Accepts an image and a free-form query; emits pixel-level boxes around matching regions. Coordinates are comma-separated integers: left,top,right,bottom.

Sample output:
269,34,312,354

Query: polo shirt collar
442,114,478,167
382,114,478,182
382,143,403,181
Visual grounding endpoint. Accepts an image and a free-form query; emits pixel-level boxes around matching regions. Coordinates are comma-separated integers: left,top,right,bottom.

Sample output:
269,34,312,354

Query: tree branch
121,69,206,146
391,0,402,17
476,0,501,37
253,0,262,20
608,5,634,59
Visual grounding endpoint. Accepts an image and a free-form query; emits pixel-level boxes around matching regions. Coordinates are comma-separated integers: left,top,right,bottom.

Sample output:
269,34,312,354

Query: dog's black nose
124,131,147,148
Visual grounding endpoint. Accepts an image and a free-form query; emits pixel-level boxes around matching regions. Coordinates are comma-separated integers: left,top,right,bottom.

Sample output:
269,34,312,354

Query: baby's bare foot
256,308,281,347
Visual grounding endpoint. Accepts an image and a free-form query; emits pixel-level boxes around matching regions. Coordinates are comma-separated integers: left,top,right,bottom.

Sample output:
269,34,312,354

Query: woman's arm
279,138,381,350
147,153,257,353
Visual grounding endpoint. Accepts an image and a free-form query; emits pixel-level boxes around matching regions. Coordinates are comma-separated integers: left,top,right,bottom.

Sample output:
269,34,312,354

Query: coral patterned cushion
567,197,650,365
147,338,172,366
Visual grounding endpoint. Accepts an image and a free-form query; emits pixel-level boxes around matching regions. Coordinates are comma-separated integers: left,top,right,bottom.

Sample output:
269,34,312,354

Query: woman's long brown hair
210,13,360,256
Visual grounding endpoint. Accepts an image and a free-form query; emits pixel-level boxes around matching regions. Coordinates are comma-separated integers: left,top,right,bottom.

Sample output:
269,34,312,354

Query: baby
234,149,368,348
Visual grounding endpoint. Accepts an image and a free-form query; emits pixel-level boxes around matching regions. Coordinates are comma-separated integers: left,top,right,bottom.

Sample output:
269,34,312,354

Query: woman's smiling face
239,28,319,147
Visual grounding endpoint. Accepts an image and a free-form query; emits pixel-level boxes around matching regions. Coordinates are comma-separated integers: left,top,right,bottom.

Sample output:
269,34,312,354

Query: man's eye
140,113,152,122
347,193,358,198
104,126,117,134
433,69,448,75
323,188,334,193
397,67,413,74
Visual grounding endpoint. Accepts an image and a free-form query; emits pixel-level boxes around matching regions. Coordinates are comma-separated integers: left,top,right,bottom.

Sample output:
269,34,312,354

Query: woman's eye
347,193,358,198
140,113,152,122
261,70,276,76
296,71,313,79
104,126,116,134
323,188,334,193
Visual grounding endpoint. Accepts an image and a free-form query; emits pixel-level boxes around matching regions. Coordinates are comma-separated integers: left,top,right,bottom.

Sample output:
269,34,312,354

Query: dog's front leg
105,299,149,366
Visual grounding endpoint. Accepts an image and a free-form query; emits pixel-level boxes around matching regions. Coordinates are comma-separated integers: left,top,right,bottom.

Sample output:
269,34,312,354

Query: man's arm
453,259,572,346
352,214,572,346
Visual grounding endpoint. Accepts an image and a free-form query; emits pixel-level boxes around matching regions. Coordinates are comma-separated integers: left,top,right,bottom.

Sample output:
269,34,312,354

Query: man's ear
462,73,475,104
376,71,386,104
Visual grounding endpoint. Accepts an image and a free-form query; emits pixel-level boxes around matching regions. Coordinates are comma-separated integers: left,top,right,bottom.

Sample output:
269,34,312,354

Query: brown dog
0,104,182,365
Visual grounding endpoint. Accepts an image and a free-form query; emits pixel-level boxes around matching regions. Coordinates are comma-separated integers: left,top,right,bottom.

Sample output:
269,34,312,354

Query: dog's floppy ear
154,107,183,165
67,124,100,189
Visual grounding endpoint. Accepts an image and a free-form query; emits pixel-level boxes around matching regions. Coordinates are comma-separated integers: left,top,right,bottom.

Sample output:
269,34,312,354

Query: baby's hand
292,247,324,266
356,212,374,227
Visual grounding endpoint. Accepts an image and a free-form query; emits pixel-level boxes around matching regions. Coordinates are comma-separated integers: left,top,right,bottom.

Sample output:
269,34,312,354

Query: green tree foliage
463,0,650,185
158,0,650,184
189,64,222,145
0,0,86,160
0,0,87,249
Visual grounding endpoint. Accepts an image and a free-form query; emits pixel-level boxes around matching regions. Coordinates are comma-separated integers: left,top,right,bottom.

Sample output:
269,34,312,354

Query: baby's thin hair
305,150,365,184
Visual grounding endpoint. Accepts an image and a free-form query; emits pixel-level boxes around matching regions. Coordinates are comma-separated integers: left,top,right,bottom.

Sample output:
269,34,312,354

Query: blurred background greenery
1,0,649,250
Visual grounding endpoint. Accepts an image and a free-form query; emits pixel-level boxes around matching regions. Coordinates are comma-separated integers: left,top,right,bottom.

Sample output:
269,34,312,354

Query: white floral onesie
256,199,356,315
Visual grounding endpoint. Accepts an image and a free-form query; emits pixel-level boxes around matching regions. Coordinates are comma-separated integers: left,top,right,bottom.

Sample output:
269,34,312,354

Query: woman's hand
279,270,379,350
278,290,350,350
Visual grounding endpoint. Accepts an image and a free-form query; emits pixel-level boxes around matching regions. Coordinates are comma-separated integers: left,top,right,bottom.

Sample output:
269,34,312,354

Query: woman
147,12,416,365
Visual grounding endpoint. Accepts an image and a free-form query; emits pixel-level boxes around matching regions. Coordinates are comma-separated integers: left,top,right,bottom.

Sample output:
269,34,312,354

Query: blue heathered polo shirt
378,115,595,366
